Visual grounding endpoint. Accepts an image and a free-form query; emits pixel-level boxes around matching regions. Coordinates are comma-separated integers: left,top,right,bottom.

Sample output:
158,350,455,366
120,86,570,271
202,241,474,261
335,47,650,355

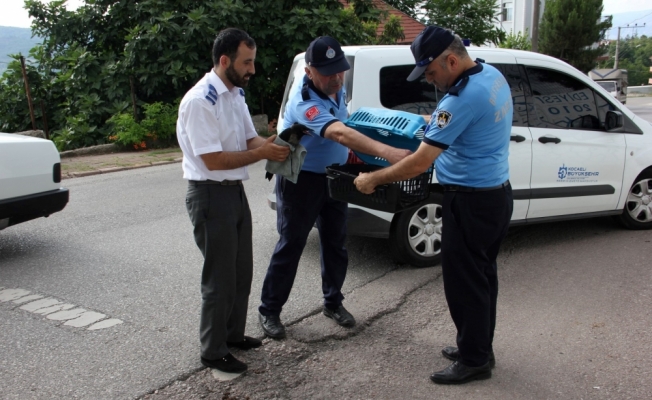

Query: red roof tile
338,0,425,44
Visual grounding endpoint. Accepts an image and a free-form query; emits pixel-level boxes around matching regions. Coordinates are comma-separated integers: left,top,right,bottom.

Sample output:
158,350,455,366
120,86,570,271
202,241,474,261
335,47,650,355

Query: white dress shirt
177,70,258,181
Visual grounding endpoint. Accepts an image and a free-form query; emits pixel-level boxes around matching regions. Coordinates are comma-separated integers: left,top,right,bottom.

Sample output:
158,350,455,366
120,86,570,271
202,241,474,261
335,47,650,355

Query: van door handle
538,136,561,144
510,135,525,143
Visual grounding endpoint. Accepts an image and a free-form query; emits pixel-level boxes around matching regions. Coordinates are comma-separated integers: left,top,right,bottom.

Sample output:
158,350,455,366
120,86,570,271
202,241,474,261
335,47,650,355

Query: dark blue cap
407,26,455,81
305,36,350,76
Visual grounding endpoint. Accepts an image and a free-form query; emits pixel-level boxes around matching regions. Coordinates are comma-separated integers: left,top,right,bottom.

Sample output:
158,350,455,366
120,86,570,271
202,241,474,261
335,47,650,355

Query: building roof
339,0,425,44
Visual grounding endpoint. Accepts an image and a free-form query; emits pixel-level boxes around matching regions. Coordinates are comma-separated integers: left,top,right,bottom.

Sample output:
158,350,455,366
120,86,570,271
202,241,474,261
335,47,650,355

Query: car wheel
389,192,443,268
617,171,652,230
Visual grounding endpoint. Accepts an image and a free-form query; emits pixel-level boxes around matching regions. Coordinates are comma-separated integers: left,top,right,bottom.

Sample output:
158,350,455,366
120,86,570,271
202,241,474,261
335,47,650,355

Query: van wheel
389,192,443,268
617,171,652,230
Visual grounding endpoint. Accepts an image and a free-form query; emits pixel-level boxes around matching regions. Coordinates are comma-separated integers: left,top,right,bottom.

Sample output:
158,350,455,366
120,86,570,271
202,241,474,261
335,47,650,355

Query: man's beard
226,64,252,88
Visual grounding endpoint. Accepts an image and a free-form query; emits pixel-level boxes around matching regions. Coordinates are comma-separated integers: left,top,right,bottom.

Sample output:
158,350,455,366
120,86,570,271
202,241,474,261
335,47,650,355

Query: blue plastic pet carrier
326,108,433,213
344,107,427,167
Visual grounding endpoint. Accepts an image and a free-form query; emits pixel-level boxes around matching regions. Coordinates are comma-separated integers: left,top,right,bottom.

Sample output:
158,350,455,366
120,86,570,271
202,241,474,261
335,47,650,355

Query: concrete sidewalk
60,147,182,179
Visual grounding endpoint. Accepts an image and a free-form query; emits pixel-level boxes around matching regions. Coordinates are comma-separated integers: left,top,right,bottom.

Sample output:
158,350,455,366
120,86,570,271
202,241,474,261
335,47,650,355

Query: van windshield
597,81,617,93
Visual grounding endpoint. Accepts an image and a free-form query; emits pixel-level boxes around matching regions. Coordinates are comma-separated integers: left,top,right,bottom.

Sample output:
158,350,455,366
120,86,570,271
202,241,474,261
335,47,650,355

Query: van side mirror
605,110,624,132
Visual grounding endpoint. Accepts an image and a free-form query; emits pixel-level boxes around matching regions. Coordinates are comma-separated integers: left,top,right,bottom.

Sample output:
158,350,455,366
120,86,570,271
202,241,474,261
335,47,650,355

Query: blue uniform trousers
260,171,348,316
441,184,513,368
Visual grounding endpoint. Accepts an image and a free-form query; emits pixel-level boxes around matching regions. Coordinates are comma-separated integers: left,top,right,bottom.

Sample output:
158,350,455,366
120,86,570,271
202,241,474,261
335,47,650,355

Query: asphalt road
0,161,404,399
160,216,652,400
1,96,651,399
625,96,652,123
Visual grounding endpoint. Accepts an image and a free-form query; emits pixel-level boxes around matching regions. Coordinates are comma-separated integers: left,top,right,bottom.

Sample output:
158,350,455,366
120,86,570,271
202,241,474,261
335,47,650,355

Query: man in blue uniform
258,36,411,339
355,26,514,384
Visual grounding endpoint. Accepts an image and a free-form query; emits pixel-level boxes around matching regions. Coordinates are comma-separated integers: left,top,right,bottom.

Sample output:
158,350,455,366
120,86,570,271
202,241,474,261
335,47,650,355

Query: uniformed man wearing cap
177,28,290,374
258,36,411,339
355,26,514,384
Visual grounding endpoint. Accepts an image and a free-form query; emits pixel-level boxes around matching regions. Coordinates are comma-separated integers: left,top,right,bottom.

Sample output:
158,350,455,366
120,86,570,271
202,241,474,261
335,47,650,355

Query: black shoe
323,305,356,327
201,353,247,374
441,346,496,369
259,312,286,339
430,361,491,385
227,336,263,350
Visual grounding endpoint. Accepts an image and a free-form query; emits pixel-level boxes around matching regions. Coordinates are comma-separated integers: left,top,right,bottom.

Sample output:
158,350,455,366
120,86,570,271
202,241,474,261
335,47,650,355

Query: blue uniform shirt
281,75,349,173
423,61,512,187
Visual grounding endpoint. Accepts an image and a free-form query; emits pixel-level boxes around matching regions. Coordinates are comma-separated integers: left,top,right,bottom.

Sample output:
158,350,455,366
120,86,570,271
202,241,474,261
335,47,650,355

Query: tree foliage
0,0,404,150
539,0,612,73
383,0,424,19
499,29,532,51
597,35,652,86
423,0,506,46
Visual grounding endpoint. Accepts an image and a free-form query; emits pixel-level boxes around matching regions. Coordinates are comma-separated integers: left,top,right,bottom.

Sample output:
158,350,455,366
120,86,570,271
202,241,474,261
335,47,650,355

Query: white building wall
492,0,547,45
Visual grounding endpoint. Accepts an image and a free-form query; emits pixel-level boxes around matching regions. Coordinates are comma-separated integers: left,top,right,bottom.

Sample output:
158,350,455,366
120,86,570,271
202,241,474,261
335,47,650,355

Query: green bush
499,29,532,51
52,115,106,151
108,101,178,149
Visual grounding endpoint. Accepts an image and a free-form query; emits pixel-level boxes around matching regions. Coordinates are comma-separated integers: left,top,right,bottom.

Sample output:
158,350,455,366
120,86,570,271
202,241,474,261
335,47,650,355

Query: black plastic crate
326,164,433,213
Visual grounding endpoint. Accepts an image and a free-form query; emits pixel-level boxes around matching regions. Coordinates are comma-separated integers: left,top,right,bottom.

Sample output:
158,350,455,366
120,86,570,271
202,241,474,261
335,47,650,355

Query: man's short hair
212,28,256,66
438,34,469,66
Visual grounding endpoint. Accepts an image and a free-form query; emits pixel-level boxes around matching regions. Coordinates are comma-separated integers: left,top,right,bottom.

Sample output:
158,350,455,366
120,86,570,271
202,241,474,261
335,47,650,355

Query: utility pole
19,55,37,131
614,26,620,69
614,23,646,69
531,0,540,52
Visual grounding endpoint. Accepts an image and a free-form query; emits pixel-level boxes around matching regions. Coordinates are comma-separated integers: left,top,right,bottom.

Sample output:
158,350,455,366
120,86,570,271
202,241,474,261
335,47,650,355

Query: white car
0,132,69,230
269,46,652,267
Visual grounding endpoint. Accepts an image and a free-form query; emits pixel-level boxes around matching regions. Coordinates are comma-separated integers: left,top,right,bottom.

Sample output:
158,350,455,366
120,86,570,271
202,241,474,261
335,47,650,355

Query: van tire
389,192,443,268
617,170,652,230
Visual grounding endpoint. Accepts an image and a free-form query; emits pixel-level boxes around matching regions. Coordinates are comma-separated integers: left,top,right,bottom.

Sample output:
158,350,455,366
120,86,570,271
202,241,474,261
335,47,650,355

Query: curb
62,158,182,179
60,143,122,158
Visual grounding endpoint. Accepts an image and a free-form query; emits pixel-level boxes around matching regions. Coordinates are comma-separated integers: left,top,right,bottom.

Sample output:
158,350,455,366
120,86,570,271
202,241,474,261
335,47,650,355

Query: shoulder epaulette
448,77,469,96
301,83,310,101
205,84,218,105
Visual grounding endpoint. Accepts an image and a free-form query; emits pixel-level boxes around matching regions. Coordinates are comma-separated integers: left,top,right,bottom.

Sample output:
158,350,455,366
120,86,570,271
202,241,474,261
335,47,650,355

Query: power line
626,11,652,25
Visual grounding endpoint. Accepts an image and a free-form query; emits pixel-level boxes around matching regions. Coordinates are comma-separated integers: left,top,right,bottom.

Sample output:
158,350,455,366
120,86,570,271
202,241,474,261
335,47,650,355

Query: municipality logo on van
558,165,568,179
557,164,600,182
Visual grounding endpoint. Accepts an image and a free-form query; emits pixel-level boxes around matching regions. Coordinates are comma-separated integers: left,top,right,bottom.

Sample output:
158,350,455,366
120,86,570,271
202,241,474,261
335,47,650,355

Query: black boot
441,346,496,368
430,361,491,385
259,312,286,339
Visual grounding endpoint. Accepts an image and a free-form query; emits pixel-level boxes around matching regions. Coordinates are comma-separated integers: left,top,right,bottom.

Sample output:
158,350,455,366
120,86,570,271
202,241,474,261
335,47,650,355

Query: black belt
443,180,510,192
189,179,242,186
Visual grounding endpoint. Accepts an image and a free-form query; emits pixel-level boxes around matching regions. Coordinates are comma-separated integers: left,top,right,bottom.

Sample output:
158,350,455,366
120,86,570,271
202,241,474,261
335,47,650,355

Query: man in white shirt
177,28,289,374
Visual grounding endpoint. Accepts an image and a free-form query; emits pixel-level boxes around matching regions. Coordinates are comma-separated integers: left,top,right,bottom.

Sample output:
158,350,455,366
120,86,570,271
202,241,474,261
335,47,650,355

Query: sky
0,0,651,29
1,0,84,28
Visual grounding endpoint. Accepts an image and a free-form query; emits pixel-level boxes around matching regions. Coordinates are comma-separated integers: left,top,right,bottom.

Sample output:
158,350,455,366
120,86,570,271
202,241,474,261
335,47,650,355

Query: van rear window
379,65,442,115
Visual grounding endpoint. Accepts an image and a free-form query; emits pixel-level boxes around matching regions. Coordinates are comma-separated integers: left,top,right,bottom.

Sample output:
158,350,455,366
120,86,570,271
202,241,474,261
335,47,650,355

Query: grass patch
147,148,182,156
61,164,94,172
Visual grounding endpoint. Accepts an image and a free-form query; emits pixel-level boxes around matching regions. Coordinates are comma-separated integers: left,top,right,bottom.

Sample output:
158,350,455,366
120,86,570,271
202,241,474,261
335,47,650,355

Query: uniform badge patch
305,106,320,121
435,110,452,129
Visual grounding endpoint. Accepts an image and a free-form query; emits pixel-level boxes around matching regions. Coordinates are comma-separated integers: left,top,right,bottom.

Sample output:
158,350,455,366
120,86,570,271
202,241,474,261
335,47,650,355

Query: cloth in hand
265,136,307,184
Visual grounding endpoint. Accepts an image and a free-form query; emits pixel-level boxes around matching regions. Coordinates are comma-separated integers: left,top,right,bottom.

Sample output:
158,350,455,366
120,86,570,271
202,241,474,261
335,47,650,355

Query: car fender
619,122,652,210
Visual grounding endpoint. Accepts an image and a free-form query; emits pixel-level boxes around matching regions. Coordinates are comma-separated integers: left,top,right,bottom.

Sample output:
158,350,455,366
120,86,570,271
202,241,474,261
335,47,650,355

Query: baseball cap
407,26,455,81
305,36,351,76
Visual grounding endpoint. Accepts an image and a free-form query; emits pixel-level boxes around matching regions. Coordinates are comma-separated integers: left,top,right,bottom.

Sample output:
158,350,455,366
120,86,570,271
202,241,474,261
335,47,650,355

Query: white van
269,46,652,267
